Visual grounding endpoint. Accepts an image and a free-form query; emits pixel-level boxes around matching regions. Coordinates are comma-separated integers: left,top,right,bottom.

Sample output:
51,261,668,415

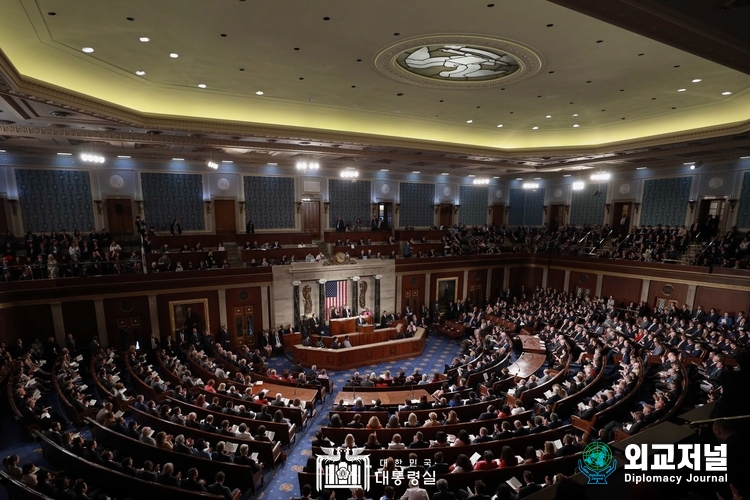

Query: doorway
214,199,237,239
439,203,453,228
696,198,727,238
106,199,134,236
301,200,321,239
491,204,505,227
612,202,633,237
378,202,393,230
549,204,565,231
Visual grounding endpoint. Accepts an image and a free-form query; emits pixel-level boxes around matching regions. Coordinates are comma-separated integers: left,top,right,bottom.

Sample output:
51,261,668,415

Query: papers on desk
577,402,587,412
544,390,554,399
470,452,482,465
483,373,489,382
266,431,275,441
25,379,35,388
281,398,290,406
625,423,632,431
553,439,563,451
411,399,419,405
506,477,523,489
70,363,78,368
114,410,124,419
87,399,97,407
79,384,88,391
32,389,41,399
112,375,120,383
255,381,263,386
38,360,46,366
76,355,83,362
250,453,259,461
224,442,238,453
230,425,239,434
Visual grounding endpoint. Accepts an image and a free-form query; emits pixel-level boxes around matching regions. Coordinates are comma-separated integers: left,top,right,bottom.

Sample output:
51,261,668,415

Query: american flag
325,280,348,320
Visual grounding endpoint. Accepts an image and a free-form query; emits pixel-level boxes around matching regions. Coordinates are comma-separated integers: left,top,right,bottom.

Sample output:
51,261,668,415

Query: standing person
170,219,182,235
335,216,345,232
246,220,255,234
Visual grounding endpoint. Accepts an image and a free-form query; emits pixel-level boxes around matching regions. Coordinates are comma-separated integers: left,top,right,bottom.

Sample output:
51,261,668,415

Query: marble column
486,269,493,301
218,288,228,333
374,275,382,319
351,277,360,315
462,270,469,300
261,286,270,330
293,281,301,330
640,279,651,304
424,272,432,310
319,280,326,320
94,299,109,348
595,274,603,297
148,294,160,340
563,270,571,293
51,302,66,345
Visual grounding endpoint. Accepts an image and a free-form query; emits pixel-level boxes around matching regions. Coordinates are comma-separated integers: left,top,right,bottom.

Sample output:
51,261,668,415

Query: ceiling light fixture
677,88,686,92
572,113,578,117
267,163,278,166
573,124,580,128
81,47,94,53
572,181,585,190
207,161,219,170
468,175,476,177
117,155,131,159
523,182,539,189
221,160,233,164
169,53,179,58
80,153,105,164
340,168,359,179
198,84,207,88
740,156,750,160
722,91,732,95
532,126,539,130
139,37,150,42
545,115,552,118
590,172,611,181
296,161,320,171
683,162,695,165
497,124,503,128
516,177,523,181
692,79,702,83
563,174,571,177
57,152,72,156
493,176,500,179
441,173,449,175
380,169,389,172
255,91,264,95
636,166,648,170
466,120,473,123
690,165,696,170
172,158,184,161
135,70,146,76
473,178,490,185
412,171,420,174
533,177,541,180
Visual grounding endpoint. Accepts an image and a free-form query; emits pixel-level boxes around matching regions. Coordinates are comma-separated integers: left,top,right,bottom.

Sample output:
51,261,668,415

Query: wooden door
233,305,256,349
549,204,565,229
613,202,632,237
491,204,505,226
439,203,453,228
301,201,321,239
378,202,393,230
106,199,134,235
402,289,420,314
214,200,236,239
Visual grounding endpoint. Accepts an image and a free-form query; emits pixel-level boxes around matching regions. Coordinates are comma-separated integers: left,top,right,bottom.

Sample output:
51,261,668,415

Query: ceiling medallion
375,35,543,88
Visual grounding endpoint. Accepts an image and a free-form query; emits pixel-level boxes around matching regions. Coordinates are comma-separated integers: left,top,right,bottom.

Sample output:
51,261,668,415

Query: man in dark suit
409,431,430,449
516,471,544,499
335,216,345,232
427,452,451,475
342,306,353,318
156,463,181,487
513,420,529,437
65,333,78,354
207,472,238,500
555,434,581,457
180,468,206,492
212,442,234,463
136,461,158,482
493,421,514,440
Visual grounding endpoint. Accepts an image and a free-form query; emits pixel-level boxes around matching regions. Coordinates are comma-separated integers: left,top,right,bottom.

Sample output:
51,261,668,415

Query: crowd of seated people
608,224,692,262
689,225,750,269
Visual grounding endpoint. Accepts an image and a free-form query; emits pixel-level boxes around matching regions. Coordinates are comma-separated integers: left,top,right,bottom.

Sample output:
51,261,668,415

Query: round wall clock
217,177,231,191
109,174,125,189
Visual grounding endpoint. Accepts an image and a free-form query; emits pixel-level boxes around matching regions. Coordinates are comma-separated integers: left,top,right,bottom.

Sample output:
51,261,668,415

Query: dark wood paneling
225,286,263,350
650,280,688,309
490,267,505,301
0,304,54,347
213,199,236,238
401,273,426,314
156,290,220,342
467,269,487,304
301,201,320,239
103,296,151,350
61,300,98,344
694,287,750,316
509,267,543,295
547,268,566,293
568,270,595,296
601,275,641,307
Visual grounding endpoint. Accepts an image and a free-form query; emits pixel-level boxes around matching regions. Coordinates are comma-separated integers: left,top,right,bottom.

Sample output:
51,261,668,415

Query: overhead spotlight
296,161,320,171
139,37,150,42
572,181,585,190
221,160,233,164
472,178,490,185
522,182,539,189
590,172,611,181
198,84,207,88
340,168,359,179
207,161,219,169
135,70,146,76
81,47,94,53
169,53,179,58
80,153,105,163
255,91,264,95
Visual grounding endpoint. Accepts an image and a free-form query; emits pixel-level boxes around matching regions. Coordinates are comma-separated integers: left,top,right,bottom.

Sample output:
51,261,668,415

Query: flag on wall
325,280,348,320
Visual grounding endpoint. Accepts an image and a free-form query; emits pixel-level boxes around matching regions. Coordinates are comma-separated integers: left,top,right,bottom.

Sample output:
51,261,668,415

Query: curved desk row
294,327,426,370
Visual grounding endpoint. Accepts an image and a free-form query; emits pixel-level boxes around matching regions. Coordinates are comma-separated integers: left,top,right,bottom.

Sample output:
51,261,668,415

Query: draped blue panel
458,186,488,226
141,173,205,231
244,176,295,229
508,187,545,226
737,172,750,228
641,177,692,227
508,188,525,226
399,182,435,227
328,179,371,228
15,169,95,233
570,184,607,226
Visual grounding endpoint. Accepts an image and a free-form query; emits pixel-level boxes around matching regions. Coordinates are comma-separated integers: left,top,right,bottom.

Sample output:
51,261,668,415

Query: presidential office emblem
316,447,371,491
579,442,617,484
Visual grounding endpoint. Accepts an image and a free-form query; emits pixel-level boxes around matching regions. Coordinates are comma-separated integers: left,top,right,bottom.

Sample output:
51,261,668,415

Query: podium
330,317,355,336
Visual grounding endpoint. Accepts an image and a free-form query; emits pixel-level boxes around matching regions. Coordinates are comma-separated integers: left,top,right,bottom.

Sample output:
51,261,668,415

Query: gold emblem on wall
359,281,367,309
303,285,312,315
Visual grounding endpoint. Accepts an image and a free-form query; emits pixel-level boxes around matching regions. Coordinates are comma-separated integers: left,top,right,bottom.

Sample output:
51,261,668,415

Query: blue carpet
258,333,463,498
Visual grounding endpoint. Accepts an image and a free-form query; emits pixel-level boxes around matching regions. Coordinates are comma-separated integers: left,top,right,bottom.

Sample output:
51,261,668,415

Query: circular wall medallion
554,188,563,198
375,35,543,89
443,186,452,197
578,274,588,284
495,189,503,199
120,300,134,313
217,177,230,191
619,183,631,195
708,177,724,190
381,183,390,195
662,285,674,296
238,290,250,302
109,174,125,189
474,271,483,281
409,277,418,286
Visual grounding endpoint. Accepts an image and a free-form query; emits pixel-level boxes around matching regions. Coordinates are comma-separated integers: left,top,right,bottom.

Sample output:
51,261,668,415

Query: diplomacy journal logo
579,442,617,484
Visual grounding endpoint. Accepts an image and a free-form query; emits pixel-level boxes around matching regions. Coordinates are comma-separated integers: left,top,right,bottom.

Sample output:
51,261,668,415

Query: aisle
259,334,463,498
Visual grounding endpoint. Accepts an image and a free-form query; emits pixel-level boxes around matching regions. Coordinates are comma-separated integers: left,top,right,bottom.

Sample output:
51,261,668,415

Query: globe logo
579,442,617,484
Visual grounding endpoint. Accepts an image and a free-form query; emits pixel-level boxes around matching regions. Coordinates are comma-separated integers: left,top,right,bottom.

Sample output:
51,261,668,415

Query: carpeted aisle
259,333,463,499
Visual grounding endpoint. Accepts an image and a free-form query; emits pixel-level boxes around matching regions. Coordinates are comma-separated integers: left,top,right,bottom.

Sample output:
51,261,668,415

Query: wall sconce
134,200,143,216
633,203,641,214
8,199,17,215
488,206,493,215
296,202,302,214
93,200,103,215
238,201,245,214
434,204,440,214
324,202,330,214
454,205,460,214
729,199,739,212
604,203,611,214
205,200,212,214
395,204,401,214
543,205,548,214
688,199,696,213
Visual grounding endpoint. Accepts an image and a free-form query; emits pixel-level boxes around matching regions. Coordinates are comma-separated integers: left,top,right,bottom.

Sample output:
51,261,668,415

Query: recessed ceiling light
533,177,541,180
117,155,131,159
0,150,6,153
412,171,420,174
139,37,150,42
135,70,146,76
268,163,278,166
81,47,94,53
683,162,695,165
722,91,732,95
493,176,500,179
172,158,184,161
532,126,539,130
256,91,264,95
468,175,476,177
441,173,449,175
496,124,503,128
380,169,389,172
516,177,523,180
741,156,750,160
57,152,72,156
198,84,207,88
692,79,702,83
545,115,552,118
169,53,179,58
573,124,580,128
466,120,473,123
678,88,686,92
562,174,571,177
636,166,647,170
572,113,578,117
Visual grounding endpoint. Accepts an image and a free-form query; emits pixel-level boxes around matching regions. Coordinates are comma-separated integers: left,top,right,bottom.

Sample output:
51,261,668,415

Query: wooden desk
241,248,313,263
517,334,547,354
331,389,431,406
294,328,426,370
324,231,391,244
314,328,395,348
236,233,313,246
144,250,227,271
330,317,356,336
507,352,546,379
